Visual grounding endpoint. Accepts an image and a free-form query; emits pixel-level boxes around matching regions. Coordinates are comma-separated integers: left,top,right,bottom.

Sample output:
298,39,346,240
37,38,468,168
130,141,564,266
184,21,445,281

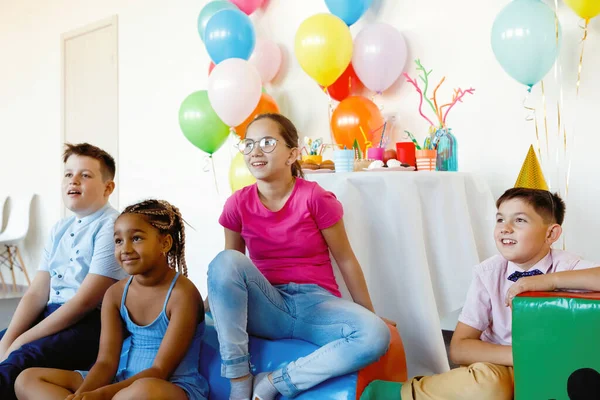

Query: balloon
208,58,262,126
178,90,229,155
330,96,383,152
197,1,239,42
234,93,280,138
205,9,255,64
208,61,215,76
325,0,372,26
249,38,282,83
294,13,353,87
564,0,600,20
491,0,561,89
352,23,407,93
229,152,256,192
323,63,363,102
230,0,264,15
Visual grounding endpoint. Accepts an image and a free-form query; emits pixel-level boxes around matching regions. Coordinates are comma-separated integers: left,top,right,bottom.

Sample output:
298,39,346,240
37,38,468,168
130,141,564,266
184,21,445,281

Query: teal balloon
198,0,239,42
491,0,561,89
179,90,229,155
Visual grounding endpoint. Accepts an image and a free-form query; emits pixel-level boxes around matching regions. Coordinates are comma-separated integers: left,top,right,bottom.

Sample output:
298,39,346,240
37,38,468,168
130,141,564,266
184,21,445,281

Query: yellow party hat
514,145,549,190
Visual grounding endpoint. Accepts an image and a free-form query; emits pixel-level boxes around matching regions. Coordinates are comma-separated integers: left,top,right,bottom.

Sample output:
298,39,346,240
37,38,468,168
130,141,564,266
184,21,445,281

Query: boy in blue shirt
0,143,127,399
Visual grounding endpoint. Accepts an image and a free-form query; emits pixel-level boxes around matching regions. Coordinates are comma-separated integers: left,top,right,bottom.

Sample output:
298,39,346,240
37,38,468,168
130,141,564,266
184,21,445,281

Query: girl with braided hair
15,200,209,400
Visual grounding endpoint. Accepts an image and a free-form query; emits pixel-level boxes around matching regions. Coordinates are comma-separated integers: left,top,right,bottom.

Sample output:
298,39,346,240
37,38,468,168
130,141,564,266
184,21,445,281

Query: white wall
1,0,600,297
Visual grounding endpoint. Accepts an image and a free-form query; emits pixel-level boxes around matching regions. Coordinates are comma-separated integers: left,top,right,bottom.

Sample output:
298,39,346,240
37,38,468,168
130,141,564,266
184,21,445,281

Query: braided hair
120,200,188,277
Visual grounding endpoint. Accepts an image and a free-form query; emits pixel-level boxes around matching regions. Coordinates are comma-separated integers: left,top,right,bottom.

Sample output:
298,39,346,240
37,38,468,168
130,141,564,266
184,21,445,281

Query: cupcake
320,160,335,170
301,159,319,170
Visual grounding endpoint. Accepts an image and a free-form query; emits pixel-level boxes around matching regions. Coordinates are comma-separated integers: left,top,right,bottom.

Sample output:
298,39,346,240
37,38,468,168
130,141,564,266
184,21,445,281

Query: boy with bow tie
362,148,598,400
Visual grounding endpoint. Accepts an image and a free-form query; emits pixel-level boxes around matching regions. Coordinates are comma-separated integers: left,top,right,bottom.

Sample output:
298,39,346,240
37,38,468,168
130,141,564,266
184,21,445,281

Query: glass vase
435,128,458,171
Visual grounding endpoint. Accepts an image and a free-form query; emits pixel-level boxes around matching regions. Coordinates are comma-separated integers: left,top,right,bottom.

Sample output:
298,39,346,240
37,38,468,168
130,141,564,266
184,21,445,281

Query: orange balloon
234,92,280,138
330,96,383,152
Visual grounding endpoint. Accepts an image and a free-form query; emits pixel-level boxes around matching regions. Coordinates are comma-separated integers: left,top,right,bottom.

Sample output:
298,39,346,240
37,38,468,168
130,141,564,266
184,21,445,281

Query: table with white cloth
307,171,498,378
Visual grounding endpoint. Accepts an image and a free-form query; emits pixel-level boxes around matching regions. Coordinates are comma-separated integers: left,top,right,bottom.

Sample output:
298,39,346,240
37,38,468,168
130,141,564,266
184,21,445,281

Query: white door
62,16,119,215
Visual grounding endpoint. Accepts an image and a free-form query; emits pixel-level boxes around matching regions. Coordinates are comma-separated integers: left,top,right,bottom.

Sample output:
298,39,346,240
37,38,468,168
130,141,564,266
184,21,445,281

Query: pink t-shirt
219,178,343,297
458,249,597,345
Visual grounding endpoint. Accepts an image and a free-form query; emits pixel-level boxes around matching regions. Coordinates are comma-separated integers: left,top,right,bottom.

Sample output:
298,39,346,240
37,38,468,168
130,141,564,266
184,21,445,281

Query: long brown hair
247,113,304,178
120,200,188,277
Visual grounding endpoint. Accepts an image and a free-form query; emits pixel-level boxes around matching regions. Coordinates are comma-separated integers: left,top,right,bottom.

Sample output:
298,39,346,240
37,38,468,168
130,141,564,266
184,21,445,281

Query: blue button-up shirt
39,204,128,304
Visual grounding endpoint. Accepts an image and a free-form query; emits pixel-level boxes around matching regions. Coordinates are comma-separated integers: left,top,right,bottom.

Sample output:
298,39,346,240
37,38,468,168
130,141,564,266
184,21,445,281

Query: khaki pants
400,362,514,400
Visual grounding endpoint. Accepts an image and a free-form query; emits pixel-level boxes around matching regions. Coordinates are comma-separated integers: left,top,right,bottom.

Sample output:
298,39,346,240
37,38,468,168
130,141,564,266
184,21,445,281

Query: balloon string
523,89,542,163
576,18,589,96
211,157,219,195
202,156,211,173
541,80,551,190
325,87,335,146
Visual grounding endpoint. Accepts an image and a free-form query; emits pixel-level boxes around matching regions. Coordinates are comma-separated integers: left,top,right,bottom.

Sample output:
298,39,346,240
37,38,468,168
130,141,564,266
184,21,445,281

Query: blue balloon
491,0,561,90
325,0,372,26
197,0,239,42
204,9,256,64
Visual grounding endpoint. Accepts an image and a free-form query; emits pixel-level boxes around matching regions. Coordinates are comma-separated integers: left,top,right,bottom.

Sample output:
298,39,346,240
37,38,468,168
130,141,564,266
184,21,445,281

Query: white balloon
208,58,262,126
352,23,408,93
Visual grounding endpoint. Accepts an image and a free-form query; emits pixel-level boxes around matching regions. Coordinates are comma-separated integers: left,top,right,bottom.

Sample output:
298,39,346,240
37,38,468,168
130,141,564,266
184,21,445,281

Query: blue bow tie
507,269,543,282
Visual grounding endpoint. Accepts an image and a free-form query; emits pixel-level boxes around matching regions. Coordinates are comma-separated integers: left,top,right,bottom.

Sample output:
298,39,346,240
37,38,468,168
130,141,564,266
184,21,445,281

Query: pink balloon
208,59,262,126
249,38,282,83
230,0,263,15
352,23,407,93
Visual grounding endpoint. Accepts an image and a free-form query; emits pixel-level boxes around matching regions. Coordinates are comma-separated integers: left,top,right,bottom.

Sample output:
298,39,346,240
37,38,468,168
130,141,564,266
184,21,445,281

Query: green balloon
262,86,267,94
178,90,229,155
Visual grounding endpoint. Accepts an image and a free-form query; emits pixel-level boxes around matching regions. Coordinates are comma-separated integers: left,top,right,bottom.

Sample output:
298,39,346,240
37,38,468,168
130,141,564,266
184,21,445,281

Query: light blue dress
78,272,208,399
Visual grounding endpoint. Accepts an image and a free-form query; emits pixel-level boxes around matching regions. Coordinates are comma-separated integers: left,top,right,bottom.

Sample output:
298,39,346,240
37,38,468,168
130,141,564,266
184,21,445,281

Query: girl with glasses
206,113,394,400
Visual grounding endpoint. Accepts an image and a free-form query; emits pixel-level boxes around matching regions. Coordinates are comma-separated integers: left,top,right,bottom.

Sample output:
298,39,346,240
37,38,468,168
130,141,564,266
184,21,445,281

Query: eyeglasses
237,136,290,155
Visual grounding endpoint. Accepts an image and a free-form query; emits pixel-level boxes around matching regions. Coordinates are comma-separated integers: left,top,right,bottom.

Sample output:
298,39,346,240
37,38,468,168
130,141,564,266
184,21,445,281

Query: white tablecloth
307,171,497,377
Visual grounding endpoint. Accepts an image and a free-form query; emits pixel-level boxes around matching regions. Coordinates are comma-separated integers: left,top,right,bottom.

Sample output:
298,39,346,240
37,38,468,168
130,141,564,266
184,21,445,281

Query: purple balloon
352,23,408,93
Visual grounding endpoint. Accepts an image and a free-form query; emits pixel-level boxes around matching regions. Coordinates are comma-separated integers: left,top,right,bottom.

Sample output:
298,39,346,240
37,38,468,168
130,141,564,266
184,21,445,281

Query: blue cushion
200,324,358,400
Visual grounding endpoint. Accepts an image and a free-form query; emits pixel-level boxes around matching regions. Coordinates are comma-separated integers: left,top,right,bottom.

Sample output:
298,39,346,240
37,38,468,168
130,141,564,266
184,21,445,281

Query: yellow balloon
294,13,353,87
229,152,256,192
564,0,600,20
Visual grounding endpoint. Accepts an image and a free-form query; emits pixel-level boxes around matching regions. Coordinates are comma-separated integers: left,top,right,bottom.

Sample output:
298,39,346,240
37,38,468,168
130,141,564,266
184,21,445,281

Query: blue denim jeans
207,250,390,398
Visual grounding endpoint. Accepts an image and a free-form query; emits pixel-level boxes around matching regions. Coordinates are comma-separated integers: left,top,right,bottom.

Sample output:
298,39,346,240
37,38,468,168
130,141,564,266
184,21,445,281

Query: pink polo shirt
219,178,343,297
458,249,597,345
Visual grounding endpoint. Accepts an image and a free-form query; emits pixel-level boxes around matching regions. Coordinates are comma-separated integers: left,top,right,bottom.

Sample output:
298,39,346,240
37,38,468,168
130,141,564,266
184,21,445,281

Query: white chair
0,194,34,291
0,196,7,234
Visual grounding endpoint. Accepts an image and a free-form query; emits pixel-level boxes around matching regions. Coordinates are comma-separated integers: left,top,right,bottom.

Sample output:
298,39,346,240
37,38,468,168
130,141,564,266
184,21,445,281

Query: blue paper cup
333,150,355,173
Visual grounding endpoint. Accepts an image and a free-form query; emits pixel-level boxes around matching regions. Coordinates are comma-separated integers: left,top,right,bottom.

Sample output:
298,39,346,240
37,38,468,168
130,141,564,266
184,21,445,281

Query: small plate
363,166,416,172
302,169,335,174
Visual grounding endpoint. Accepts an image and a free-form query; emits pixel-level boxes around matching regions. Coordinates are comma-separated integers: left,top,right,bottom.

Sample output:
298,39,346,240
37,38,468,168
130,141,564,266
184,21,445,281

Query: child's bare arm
92,277,201,398
450,322,513,367
506,267,600,306
7,274,118,353
224,228,246,253
0,272,50,358
75,283,125,393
